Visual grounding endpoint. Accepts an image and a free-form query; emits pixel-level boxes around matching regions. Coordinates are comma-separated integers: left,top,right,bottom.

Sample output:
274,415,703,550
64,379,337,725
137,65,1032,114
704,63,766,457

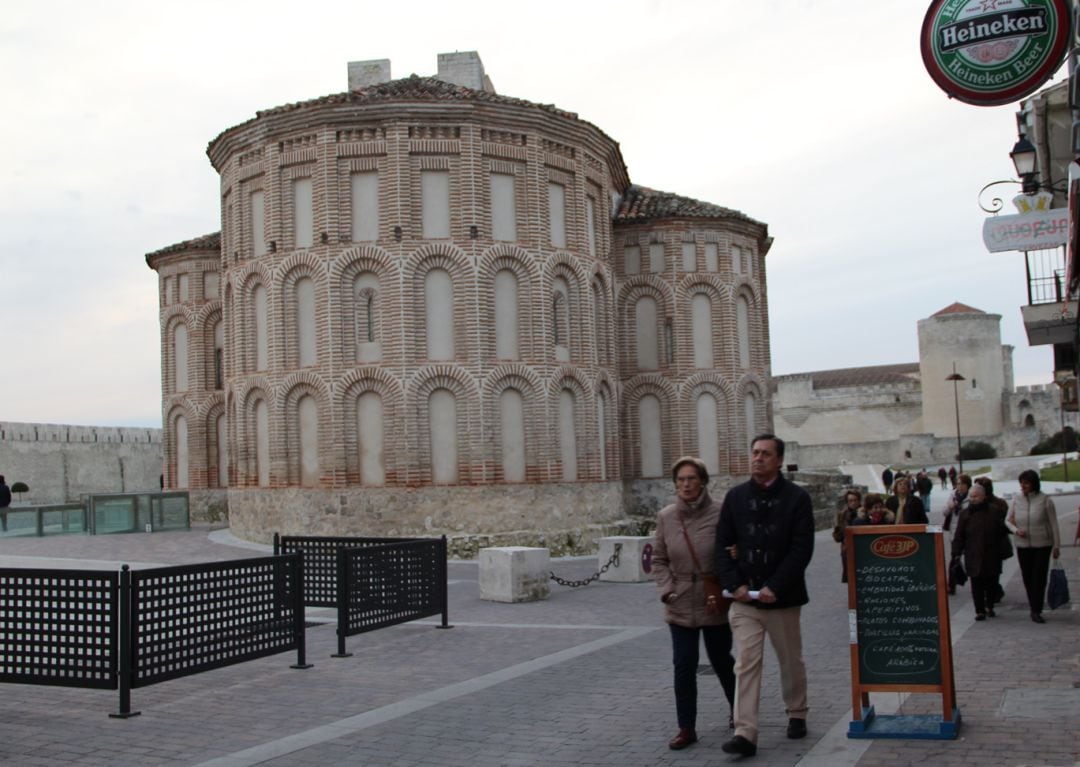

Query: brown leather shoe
668,727,697,750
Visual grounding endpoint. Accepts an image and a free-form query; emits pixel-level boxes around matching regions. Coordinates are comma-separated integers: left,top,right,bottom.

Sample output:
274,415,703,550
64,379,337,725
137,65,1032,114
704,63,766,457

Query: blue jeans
669,623,735,729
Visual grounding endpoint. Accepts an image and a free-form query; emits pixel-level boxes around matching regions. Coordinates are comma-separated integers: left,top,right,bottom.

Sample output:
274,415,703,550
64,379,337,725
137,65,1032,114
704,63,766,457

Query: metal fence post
333,548,353,657
273,532,280,556
110,565,141,718
289,554,312,670
437,536,452,629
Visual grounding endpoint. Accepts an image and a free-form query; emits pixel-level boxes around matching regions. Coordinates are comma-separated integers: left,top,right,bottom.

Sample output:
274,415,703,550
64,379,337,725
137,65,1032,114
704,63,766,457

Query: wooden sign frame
846,524,960,739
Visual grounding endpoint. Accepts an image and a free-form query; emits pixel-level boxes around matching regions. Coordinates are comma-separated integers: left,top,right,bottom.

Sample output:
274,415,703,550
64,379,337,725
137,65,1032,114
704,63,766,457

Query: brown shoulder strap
679,512,705,575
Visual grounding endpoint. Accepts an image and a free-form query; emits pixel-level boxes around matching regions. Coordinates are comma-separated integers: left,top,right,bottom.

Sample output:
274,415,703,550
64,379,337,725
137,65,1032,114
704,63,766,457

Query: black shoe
787,718,807,739
975,613,986,621
1031,612,1046,624
721,735,757,756
987,608,995,618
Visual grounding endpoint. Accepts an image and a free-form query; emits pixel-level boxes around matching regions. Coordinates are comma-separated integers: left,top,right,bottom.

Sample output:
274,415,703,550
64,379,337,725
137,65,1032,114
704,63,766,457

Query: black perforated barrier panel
337,538,447,655
0,568,118,689
274,535,411,607
130,553,303,687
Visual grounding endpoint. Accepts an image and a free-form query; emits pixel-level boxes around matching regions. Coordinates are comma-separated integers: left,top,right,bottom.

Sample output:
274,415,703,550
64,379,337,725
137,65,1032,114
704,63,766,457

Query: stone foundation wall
227,481,636,557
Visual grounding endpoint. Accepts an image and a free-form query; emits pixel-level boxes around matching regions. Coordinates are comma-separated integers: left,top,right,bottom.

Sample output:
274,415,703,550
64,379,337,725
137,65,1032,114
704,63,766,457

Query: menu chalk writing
852,532,942,686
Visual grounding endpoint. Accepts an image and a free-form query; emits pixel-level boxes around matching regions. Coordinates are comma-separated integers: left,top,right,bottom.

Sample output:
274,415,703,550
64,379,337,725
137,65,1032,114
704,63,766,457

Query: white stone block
479,547,550,602
598,536,655,583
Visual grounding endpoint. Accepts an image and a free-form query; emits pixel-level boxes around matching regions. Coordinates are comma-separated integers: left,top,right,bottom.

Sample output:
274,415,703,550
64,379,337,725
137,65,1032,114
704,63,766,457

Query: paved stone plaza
0,499,1077,766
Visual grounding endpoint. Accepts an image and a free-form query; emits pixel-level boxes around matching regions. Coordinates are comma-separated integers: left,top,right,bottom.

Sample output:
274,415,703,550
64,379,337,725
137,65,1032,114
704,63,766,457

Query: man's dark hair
751,433,785,459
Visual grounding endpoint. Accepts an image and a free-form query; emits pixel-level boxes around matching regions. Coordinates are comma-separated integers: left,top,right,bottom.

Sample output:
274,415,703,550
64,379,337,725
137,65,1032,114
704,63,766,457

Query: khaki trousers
729,601,808,743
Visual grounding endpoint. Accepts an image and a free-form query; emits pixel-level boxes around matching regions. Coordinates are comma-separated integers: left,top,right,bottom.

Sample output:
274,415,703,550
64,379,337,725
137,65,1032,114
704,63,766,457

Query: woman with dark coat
885,476,928,524
652,456,736,750
951,483,1007,620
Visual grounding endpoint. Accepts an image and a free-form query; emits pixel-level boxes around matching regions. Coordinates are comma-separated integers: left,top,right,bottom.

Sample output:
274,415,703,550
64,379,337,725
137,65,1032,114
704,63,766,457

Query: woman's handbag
949,556,968,588
679,516,731,616
832,525,844,543
1047,557,1070,610
999,527,1014,561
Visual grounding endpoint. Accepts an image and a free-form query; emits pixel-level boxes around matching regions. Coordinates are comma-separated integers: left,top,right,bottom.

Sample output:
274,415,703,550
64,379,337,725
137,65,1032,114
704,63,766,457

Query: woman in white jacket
1008,470,1061,623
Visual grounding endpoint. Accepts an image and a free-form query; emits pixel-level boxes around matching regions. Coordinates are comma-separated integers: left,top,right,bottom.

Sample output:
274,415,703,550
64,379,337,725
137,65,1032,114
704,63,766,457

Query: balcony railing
1026,247,1075,305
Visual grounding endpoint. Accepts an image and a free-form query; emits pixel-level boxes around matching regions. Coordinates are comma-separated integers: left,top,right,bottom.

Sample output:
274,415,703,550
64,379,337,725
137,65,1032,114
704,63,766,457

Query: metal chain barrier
549,544,621,588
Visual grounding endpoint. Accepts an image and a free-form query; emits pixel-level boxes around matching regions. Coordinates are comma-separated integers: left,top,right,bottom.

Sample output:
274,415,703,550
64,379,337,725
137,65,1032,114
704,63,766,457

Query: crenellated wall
0,421,162,505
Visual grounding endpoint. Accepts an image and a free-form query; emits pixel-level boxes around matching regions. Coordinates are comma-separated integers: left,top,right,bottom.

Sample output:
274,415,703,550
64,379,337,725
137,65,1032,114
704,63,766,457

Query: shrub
959,441,996,460
10,481,28,500
1029,427,1078,455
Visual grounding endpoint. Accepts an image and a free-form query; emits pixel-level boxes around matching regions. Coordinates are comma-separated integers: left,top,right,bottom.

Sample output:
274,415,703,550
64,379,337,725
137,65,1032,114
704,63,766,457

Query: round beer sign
921,0,1071,106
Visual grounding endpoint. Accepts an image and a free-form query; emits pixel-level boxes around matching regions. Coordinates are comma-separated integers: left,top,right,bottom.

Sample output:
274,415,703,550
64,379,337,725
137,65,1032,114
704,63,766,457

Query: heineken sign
921,0,1071,106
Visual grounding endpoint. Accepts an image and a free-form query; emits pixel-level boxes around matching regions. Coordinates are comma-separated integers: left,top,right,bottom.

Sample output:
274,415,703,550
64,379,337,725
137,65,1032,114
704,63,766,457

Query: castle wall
773,377,922,445
0,421,162,504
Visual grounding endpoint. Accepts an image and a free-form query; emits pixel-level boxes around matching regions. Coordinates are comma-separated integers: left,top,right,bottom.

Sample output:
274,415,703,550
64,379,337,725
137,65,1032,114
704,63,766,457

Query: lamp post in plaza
946,364,965,475
1053,376,1074,481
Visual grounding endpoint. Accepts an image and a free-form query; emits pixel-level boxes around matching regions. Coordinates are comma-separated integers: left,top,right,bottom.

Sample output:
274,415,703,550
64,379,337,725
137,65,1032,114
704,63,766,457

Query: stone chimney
348,59,391,90
436,51,494,92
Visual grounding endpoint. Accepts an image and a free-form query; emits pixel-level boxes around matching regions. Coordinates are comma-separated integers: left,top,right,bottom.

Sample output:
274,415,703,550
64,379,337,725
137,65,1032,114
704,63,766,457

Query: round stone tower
146,53,772,551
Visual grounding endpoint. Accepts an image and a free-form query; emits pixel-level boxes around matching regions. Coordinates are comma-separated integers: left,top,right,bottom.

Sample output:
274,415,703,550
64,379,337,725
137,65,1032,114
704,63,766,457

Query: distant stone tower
918,303,1010,440
145,52,773,549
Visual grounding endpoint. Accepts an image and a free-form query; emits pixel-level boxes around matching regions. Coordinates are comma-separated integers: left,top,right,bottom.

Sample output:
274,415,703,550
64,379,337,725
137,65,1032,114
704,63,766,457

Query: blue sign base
847,705,961,740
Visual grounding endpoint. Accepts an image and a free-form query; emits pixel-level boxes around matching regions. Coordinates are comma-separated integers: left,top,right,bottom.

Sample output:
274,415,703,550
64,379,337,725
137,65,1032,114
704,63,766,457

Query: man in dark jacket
0,475,10,532
715,435,815,757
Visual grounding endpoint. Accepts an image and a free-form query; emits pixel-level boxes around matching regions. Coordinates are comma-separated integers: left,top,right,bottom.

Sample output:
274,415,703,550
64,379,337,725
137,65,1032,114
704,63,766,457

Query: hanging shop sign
982,207,1070,251
921,0,1071,106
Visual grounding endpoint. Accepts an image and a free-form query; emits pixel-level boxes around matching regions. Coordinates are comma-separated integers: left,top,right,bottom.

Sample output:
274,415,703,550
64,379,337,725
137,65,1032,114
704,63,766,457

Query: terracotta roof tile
932,301,985,316
614,185,761,225
774,362,921,390
210,76,593,149
145,232,221,264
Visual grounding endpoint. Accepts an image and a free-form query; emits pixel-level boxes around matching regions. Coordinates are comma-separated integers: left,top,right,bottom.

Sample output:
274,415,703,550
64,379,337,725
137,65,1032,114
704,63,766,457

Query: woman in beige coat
653,456,736,751
1008,470,1061,623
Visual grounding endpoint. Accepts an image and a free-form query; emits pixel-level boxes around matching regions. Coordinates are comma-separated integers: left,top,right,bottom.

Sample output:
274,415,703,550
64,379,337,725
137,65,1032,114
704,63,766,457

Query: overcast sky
0,0,1056,428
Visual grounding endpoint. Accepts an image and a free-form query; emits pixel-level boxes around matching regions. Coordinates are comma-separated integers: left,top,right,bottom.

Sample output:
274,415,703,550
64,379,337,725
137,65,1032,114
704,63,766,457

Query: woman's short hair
1018,469,1041,492
957,473,972,489
974,476,994,495
891,476,910,493
671,456,709,485
844,488,862,503
863,492,884,508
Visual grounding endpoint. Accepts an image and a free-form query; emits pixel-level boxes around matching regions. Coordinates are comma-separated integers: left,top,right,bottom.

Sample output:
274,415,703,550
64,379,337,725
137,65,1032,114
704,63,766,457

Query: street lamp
977,133,1065,213
1009,134,1039,195
946,364,965,475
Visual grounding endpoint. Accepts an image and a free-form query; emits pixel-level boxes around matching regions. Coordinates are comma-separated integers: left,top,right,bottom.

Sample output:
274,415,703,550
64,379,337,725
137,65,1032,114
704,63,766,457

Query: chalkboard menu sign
850,530,943,685
846,524,959,739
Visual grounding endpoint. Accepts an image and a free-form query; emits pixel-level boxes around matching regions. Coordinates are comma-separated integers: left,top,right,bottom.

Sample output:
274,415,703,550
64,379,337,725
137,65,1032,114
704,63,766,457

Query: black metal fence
272,534,450,656
273,534,412,606
336,537,450,656
0,568,119,689
0,554,308,717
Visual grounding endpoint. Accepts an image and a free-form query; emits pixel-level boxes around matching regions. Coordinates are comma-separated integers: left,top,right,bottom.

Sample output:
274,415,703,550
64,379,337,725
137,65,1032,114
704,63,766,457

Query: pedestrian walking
1008,470,1061,623
951,483,1008,621
0,475,10,532
715,435,814,758
938,467,948,489
652,457,736,750
834,490,861,583
948,466,957,488
886,476,928,524
881,466,894,493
